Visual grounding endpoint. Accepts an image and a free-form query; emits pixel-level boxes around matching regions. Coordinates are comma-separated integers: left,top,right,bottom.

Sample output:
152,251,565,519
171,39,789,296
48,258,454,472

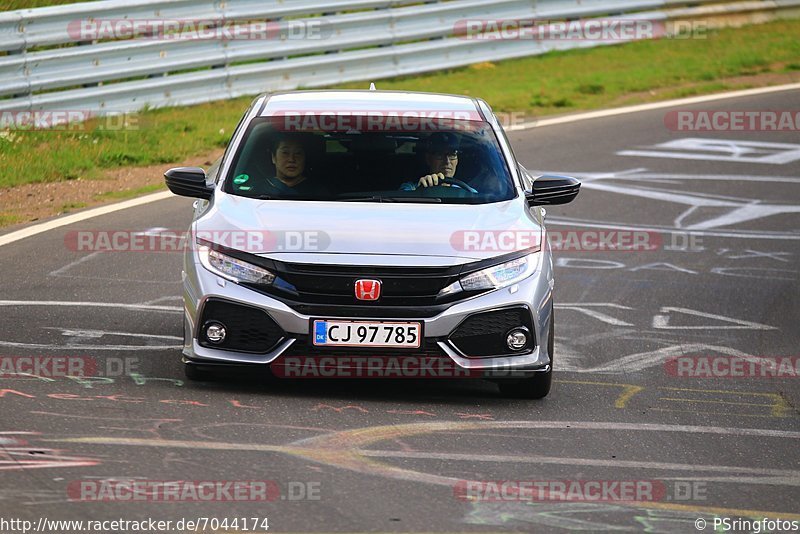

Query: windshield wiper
338,195,442,203
339,195,395,202
254,194,329,201
382,196,442,203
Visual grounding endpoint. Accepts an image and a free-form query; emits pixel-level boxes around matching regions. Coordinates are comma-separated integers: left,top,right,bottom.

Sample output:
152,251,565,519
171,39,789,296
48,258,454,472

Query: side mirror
164,167,214,199
525,174,581,206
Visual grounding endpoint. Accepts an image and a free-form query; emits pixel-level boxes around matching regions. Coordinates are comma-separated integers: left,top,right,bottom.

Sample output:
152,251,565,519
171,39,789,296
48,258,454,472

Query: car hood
196,195,541,264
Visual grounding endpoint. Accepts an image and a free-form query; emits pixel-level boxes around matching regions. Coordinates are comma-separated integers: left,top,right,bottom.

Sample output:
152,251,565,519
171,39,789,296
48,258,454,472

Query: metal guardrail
1,0,798,115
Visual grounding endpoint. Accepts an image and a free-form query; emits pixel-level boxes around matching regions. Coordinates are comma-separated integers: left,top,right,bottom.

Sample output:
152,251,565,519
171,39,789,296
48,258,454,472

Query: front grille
253,301,451,319
266,261,485,307
241,262,488,317
198,298,285,353
449,306,535,357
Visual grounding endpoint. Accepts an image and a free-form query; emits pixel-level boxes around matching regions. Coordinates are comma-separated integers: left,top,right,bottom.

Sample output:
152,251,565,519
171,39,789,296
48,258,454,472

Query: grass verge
0,19,798,193
336,20,800,113
0,0,90,10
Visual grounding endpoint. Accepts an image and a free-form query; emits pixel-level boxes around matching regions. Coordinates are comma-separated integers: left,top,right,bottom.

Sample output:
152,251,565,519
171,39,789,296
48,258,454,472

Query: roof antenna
369,82,376,91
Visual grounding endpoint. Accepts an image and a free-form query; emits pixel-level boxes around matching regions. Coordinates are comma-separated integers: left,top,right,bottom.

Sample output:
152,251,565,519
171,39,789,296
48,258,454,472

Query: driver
400,132,462,191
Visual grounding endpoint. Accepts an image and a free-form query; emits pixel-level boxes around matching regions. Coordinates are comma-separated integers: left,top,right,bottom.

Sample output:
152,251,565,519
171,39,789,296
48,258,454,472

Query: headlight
198,245,275,284
458,254,537,291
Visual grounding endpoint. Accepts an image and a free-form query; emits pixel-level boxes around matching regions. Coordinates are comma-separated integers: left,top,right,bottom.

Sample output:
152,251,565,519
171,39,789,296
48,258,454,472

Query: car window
223,116,516,204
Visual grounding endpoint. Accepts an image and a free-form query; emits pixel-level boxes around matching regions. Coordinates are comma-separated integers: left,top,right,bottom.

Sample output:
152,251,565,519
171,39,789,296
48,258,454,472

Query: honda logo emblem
354,279,381,301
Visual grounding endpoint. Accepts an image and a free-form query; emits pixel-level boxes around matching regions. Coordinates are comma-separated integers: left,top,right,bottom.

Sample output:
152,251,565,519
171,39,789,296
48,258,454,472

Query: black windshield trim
223,118,518,204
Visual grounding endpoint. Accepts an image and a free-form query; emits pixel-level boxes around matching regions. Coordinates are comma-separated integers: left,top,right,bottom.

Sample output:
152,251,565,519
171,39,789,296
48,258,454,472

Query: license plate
312,320,422,348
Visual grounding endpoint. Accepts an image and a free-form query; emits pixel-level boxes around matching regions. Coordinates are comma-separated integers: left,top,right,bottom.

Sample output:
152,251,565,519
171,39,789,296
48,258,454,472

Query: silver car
165,89,580,398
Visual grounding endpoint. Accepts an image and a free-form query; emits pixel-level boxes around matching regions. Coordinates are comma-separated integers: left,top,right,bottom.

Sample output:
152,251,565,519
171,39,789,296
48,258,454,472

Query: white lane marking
580,181,743,207
685,204,800,231
0,301,181,351
709,267,798,281
547,217,800,240
561,344,751,374
45,274,180,284
0,300,181,312
48,251,102,277
135,227,171,236
541,169,800,238
555,303,634,326
652,307,777,330
0,341,181,351
554,256,798,280
483,420,800,439
658,476,800,487
43,327,182,340
618,138,800,165
0,85,797,249
724,249,791,262
0,191,173,248
359,449,800,480
558,303,633,308
140,296,183,305
49,226,176,279
508,82,800,131
618,149,800,164
602,172,800,184
577,178,800,231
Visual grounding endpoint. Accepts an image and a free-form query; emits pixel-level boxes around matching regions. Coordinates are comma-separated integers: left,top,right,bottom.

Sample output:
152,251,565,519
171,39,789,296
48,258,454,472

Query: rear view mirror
164,167,214,199
525,174,581,206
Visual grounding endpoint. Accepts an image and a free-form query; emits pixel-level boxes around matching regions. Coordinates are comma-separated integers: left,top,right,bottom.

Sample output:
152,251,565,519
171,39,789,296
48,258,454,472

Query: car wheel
498,304,554,399
184,363,213,381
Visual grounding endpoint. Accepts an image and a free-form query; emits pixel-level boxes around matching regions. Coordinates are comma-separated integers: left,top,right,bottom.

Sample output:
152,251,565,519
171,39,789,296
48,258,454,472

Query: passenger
254,133,330,197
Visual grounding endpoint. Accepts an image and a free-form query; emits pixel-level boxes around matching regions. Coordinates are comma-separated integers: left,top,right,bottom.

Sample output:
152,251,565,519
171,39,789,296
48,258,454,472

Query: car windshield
223,116,516,204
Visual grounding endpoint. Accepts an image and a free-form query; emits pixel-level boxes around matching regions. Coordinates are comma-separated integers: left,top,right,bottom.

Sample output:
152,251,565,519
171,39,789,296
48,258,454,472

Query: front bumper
181,251,554,375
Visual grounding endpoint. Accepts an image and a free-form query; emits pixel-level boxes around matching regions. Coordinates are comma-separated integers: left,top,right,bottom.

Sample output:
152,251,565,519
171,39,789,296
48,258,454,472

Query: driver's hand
418,173,449,188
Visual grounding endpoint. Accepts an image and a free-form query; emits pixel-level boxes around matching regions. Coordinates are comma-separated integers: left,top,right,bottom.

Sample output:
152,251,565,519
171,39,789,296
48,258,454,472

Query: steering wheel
440,178,479,194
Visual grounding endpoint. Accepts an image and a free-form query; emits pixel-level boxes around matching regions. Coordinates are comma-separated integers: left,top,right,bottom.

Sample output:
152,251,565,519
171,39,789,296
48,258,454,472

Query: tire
184,362,273,382
498,368,552,399
184,363,213,381
498,304,554,399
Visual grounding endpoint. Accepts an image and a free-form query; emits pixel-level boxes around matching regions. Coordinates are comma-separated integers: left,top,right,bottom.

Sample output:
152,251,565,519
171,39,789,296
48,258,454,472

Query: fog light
205,322,226,344
506,328,530,351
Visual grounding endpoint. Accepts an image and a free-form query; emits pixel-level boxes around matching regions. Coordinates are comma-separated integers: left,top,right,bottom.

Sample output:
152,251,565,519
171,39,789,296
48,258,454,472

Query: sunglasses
430,151,459,161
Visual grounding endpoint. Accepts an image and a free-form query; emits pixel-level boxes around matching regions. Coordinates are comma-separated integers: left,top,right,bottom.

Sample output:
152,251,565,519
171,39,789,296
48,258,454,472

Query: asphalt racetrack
1,89,798,533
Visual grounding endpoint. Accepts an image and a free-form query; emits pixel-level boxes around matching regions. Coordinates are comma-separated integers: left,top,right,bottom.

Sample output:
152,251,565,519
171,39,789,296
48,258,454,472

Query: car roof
259,90,484,117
